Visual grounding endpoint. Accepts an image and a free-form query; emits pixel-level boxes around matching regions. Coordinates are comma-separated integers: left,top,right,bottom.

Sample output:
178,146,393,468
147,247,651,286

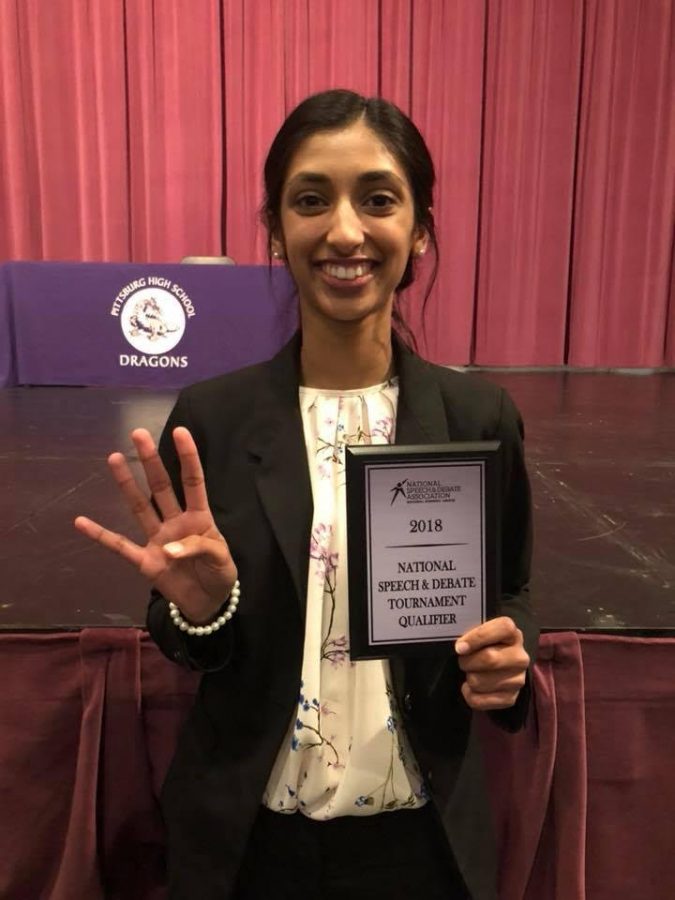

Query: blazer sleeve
488,387,539,731
145,390,236,673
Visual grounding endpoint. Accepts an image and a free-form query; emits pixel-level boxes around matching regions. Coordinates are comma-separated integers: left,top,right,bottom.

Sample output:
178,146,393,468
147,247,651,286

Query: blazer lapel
246,334,313,620
394,336,452,446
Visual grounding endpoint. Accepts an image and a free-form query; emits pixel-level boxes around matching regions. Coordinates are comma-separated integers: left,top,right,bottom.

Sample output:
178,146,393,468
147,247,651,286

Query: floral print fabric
263,379,427,819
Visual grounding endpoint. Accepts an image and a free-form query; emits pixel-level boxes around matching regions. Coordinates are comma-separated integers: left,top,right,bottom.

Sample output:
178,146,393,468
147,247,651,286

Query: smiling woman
263,90,439,386
272,121,425,349
74,89,537,900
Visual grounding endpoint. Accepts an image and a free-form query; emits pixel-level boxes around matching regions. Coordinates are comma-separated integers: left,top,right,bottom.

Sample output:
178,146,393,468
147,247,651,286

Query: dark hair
262,89,438,345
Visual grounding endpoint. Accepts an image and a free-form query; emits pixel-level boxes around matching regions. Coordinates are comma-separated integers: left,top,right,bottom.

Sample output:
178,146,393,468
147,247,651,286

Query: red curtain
2,630,675,898
0,0,128,260
567,0,675,367
404,0,486,364
474,0,584,365
0,0,672,367
124,1,223,262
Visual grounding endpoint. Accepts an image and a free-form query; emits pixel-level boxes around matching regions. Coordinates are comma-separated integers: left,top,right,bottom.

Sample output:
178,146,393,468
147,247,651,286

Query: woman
75,89,537,900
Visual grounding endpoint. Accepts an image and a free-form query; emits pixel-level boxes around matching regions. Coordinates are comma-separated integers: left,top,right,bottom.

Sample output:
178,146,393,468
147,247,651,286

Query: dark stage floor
1,372,674,633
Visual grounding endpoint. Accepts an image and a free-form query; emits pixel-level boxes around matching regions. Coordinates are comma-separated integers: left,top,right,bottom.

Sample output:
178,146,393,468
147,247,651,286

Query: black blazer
148,333,538,900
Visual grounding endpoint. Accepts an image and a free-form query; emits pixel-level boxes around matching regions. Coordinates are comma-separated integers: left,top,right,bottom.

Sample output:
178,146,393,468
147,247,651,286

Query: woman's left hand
455,617,530,710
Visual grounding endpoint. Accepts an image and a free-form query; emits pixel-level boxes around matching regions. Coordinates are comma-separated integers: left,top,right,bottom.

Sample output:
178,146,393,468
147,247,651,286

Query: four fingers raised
130,429,183,521
74,426,212,568
172,426,210,512
107,449,163,537
74,515,145,567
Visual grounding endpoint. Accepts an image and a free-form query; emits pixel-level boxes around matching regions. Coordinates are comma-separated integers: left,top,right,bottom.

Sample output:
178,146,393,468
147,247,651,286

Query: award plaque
346,443,501,660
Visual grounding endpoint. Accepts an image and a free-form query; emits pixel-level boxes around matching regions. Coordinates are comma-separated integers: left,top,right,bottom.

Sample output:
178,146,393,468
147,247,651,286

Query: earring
415,246,426,258
273,249,285,260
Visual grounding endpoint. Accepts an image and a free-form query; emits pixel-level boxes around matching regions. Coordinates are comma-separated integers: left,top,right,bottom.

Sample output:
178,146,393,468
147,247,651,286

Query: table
0,265,15,387
0,262,297,388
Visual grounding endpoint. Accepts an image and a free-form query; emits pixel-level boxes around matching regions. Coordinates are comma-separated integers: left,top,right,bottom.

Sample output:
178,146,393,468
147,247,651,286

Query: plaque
346,443,501,659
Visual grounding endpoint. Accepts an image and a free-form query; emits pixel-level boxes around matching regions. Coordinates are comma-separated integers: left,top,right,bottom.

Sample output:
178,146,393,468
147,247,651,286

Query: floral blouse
263,379,427,819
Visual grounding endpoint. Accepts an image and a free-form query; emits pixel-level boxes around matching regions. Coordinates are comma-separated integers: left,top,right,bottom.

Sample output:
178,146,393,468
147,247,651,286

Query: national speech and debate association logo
390,479,408,505
110,276,196,369
389,477,462,505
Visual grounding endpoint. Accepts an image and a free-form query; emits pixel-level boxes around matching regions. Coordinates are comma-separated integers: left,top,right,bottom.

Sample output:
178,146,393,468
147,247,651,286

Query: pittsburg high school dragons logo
110,277,195,368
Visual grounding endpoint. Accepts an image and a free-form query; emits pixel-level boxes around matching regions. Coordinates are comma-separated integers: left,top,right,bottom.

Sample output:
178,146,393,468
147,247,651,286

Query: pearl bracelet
168,580,240,637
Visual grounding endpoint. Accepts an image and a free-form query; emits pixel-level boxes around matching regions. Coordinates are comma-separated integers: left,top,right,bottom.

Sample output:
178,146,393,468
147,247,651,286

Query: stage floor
1,372,674,632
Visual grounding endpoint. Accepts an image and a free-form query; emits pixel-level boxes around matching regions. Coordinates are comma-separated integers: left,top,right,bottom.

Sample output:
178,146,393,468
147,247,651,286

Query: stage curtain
581,635,675,900
0,630,198,900
0,0,129,260
2,630,675,897
398,0,485,365
0,1,672,366
220,0,380,266
567,0,674,367
473,0,584,365
479,632,587,899
0,0,223,264
667,256,675,366
123,0,223,262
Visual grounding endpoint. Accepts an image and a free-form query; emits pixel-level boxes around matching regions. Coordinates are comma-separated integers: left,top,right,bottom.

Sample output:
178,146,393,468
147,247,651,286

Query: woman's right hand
74,426,237,625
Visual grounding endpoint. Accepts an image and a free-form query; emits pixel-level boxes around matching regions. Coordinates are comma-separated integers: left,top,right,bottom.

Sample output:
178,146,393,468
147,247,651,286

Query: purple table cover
0,265,15,388
5,262,297,388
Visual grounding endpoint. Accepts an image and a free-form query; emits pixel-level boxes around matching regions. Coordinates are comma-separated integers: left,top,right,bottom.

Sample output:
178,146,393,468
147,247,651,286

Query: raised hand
455,617,530,710
74,426,237,625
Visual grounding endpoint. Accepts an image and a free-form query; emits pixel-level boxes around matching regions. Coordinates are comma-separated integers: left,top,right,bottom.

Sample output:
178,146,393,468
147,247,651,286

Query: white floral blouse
263,379,427,819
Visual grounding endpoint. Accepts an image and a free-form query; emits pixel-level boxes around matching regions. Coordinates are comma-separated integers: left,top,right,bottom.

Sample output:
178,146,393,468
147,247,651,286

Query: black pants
234,804,471,899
